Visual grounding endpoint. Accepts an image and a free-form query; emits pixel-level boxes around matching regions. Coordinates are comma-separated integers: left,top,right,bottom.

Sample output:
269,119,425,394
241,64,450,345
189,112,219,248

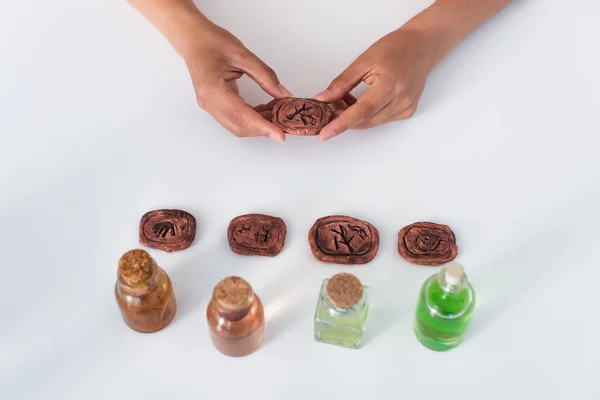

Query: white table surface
1,0,599,398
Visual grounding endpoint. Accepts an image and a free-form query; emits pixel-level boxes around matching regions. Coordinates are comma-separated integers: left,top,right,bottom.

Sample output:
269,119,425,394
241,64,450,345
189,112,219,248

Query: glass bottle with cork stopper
114,249,177,333
414,262,476,351
314,273,370,349
206,276,265,357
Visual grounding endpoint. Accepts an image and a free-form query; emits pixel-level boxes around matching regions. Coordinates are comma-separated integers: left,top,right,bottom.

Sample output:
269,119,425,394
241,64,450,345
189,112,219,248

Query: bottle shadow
363,274,419,346
465,225,567,341
167,243,235,322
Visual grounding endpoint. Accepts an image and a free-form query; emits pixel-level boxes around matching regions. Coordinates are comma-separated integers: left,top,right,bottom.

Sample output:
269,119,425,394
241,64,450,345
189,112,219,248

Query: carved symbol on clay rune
237,224,251,235
330,224,367,253
285,103,317,126
153,222,176,238
254,226,271,243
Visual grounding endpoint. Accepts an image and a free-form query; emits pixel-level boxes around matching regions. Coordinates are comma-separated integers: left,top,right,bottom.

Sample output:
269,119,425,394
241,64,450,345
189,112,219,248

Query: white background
1,0,599,398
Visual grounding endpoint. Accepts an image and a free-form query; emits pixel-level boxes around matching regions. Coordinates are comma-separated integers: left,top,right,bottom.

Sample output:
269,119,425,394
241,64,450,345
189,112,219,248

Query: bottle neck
327,295,366,317
118,266,160,296
214,298,254,321
436,268,467,293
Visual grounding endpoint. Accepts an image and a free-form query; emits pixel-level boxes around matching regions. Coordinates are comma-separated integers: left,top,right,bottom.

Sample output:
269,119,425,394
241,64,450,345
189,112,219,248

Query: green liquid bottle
314,273,370,349
414,262,475,351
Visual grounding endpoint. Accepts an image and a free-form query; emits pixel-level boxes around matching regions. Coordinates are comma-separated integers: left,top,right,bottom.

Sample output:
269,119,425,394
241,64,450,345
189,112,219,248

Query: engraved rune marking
330,224,356,253
237,224,252,234
254,226,271,243
153,222,176,238
349,225,368,240
285,103,317,126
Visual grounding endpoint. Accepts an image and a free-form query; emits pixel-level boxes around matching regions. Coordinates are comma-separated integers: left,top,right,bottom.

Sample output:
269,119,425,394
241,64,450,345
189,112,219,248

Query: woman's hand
181,21,292,142
127,0,291,142
313,27,437,141
314,0,513,142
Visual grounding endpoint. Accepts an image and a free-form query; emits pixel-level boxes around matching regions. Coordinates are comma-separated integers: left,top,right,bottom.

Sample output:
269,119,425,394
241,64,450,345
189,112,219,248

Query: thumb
234,49,292,99
314,59,366,103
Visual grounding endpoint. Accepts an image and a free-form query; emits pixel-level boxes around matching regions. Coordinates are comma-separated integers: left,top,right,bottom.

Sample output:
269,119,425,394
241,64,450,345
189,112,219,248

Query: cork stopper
445,262,465,286
213,276,254,312
326,273,363,309
118,249,157,287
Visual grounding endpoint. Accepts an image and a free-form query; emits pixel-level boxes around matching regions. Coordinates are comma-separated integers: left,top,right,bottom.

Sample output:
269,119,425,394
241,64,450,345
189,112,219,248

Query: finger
233,49,292,99
313,57,367,102
353,101,399,130
211,83,285,142
205,101,263,139
319,85,393,142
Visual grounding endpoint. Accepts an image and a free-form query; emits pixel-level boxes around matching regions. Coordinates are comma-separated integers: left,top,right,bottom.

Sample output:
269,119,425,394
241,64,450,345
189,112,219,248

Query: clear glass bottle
206,276,265,357
314,273,370,349
414,262,475,351
114,249,177,333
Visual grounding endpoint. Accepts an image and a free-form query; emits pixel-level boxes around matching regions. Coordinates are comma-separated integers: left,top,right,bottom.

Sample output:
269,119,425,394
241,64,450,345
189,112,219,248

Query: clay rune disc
308,215,379,265
227,214,286,256
271,98,333,136
397,222,458,266
139,209,196,252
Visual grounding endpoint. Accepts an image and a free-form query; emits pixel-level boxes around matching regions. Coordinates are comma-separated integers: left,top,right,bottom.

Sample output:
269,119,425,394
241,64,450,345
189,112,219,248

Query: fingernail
319,130,336,142
269,132,285,143
278,85,293,97
313,90,331,101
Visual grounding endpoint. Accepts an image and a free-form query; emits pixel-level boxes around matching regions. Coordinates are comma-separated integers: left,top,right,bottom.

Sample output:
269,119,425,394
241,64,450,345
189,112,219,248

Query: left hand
313,27,439,141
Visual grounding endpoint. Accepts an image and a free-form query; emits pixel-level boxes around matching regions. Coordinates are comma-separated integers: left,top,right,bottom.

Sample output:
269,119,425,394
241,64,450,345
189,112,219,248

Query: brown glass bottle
115,249,177,333
206,276,265,357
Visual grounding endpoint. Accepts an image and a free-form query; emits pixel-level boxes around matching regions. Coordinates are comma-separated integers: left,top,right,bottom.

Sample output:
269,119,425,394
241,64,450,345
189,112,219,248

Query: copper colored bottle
115,249,177,333
206,276,265,357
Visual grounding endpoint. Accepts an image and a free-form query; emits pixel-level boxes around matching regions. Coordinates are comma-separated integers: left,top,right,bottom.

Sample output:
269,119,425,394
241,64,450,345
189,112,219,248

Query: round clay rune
397,222,458,266
139,209,196,252
271,98,334,136
308,215,379,265
227,214,286,256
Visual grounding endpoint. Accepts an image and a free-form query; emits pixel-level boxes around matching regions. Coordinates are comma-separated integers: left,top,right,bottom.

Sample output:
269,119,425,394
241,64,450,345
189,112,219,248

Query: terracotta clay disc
326,273,363,309
227,214,286,256
139,209,196,252
271,98,333,136
397,222,458,266
308,215,379,265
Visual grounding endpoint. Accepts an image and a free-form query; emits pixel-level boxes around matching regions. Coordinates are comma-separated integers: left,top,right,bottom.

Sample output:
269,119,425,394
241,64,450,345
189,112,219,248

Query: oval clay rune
272,98,334,136
227,214,287,256
139,209,196,252
309,216,379,265
397,222,458,266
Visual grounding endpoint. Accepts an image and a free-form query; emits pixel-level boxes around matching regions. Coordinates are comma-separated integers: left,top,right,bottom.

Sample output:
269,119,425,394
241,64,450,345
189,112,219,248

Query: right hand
180,21,292,142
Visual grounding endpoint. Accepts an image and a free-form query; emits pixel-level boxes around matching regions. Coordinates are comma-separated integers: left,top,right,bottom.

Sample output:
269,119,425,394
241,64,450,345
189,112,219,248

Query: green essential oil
314,278,370,349
414,262,475,351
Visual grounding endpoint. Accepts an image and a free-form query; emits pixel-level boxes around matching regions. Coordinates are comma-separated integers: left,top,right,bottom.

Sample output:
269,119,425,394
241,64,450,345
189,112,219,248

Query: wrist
159,7,212,57
129,0,211,58
399,2,467,68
